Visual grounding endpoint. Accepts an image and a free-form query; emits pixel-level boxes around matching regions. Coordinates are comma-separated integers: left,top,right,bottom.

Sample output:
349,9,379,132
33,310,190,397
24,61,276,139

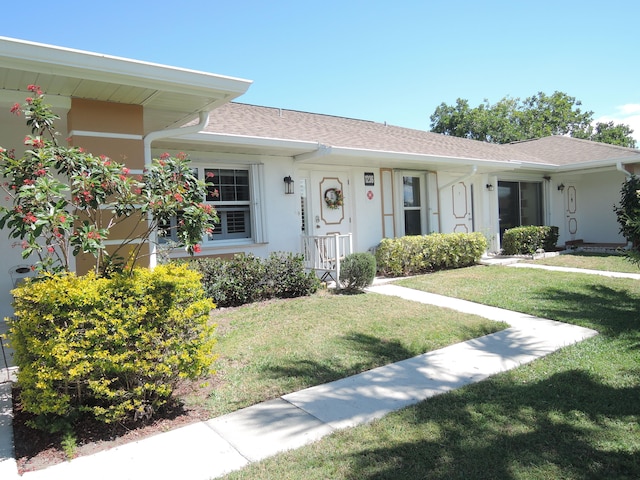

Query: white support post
334,234,341,289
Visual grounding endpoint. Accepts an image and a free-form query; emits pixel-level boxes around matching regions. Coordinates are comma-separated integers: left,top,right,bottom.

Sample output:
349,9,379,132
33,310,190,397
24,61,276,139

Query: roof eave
0,37,253,99
295,145,556,170
555,155,640,173
153,131,321,156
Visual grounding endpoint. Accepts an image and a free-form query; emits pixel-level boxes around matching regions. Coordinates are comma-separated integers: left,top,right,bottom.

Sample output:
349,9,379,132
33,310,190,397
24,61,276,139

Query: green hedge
339,252,377,292
501,226,559,255
375,232,487,277
189,252,319,307
8,264,215,429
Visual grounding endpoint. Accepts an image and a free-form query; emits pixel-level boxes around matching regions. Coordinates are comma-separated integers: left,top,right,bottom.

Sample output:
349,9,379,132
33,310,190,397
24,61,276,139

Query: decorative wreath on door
324,188,344,209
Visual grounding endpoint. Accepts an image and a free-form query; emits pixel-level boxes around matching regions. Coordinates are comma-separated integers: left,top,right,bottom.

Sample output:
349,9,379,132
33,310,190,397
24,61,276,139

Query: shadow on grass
339,283,640,479
262,332,415,386
344,369,640,479
530,283,640,337
248,281,639,478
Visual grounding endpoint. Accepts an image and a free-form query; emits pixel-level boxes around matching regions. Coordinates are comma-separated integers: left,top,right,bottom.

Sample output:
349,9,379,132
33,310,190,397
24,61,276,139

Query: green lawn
221,261,640,479
196,290,505,417
524,251,640,274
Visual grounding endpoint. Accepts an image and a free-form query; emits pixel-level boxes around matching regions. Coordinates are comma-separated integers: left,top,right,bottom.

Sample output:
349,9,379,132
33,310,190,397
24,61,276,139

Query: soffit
0,37,252,133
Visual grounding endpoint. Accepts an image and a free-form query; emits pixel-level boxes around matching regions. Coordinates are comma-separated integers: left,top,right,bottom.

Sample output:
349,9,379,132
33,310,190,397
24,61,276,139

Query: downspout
616,161,632,179
143,111,210,167
143,111,211,268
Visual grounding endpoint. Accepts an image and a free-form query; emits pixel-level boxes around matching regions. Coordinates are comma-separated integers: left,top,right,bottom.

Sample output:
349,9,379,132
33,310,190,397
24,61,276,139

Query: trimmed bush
261,252,320,299
502,226,559,255
8,264,215,428
375,232,487,277
193,253,265,307
189,252,319,307
339,252,377,292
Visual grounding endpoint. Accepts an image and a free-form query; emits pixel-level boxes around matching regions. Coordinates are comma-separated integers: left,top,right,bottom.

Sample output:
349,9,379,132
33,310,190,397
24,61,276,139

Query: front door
565,184,578,241
452,181,474,233
309,172,351,237
402,173,426,235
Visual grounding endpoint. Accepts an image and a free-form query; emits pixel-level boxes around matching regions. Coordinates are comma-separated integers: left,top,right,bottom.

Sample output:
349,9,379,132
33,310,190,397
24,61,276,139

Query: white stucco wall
157,149,304,260
539,171,628,247
572,170,627,245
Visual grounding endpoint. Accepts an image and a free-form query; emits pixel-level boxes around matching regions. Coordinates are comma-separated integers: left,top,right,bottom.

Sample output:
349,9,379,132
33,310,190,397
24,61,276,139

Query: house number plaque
364,172,375,186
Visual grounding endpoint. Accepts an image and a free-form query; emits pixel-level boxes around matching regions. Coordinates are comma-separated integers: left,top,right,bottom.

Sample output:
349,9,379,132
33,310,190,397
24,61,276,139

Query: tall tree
430,91,636,148
579,121,637,148
517,91,593,138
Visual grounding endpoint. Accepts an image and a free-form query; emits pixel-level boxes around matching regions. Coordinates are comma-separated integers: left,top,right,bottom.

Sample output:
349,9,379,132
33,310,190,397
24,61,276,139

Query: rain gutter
143,111,210,166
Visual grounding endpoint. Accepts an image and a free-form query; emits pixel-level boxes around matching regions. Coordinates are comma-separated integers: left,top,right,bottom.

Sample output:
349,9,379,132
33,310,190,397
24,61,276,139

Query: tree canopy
429,91,637,148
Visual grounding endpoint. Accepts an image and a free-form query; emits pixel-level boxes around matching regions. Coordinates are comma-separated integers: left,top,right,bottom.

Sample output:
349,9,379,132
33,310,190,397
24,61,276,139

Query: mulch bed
11,382,212,474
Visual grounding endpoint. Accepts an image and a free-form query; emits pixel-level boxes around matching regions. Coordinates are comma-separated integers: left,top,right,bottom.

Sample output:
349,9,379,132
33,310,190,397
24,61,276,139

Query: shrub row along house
2,36,640,320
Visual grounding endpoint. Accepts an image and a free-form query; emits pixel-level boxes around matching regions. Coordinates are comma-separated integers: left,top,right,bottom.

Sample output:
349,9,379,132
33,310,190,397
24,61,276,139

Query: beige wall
67,99,149,273
67,98,145,169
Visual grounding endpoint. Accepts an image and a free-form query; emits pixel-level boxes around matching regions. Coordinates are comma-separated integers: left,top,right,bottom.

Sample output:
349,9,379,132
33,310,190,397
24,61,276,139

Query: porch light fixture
485,184,494,191
557,183,565,192
284,176,294,195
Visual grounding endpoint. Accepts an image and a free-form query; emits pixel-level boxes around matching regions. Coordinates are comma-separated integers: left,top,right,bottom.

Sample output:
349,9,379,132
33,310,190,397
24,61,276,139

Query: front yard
221,255,640,479
194,289,505,418
14,253,640,478
15,279,506,472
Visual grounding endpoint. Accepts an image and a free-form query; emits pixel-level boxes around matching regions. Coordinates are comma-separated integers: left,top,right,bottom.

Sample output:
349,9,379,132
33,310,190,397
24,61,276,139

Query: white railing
301,233,353,287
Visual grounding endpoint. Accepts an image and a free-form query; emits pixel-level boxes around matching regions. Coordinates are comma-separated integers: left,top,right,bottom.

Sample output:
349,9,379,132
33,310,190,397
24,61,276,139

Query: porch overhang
292,144,558,174
0,36,253,132
152,131,320,157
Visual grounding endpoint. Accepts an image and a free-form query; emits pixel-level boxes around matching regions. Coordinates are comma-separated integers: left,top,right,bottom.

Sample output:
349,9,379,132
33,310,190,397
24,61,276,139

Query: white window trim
157,162,266,248
249,163,267,244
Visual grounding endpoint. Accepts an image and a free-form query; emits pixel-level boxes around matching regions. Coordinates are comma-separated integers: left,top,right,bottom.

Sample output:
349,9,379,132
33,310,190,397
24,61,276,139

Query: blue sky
3,0,640,140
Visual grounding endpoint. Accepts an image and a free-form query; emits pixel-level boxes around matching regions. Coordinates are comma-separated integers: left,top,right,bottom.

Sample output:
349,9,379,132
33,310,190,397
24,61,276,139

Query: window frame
204,167,252,242
156,162,266,248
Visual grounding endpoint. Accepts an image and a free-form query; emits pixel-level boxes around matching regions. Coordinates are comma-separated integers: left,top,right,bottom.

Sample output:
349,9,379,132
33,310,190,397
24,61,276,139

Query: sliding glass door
498,181,543,238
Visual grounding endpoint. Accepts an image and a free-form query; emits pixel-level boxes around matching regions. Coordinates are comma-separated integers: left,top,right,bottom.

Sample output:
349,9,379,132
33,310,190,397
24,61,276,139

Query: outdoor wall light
557,183,565,192
486,183,494,191
284,176,294,194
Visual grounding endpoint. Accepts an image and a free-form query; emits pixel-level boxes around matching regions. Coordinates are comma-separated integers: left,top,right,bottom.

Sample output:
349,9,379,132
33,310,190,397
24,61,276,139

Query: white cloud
616,104,640,115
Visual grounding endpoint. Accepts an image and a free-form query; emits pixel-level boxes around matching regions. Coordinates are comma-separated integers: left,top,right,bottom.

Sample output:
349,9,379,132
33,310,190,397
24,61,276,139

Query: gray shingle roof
203,103,640,167
502,135,640,165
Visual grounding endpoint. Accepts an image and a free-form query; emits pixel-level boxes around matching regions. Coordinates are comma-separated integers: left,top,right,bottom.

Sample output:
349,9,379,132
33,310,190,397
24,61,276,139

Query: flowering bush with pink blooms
0,86,217,276
3,88,219,429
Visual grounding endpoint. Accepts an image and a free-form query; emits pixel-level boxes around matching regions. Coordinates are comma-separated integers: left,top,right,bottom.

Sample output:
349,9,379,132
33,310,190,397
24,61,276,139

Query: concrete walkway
0,282,598,480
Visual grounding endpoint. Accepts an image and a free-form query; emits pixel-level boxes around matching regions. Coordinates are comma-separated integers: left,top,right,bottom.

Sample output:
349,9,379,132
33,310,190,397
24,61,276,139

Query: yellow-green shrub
375,232,487,276
8,264,215,428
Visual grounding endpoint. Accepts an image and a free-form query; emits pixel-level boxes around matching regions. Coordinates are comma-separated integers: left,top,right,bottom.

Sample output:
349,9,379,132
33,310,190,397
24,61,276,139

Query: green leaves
9,264,216,425
375,232,488,276
0,87,217,276
429,90,635,146
502,226,559,255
